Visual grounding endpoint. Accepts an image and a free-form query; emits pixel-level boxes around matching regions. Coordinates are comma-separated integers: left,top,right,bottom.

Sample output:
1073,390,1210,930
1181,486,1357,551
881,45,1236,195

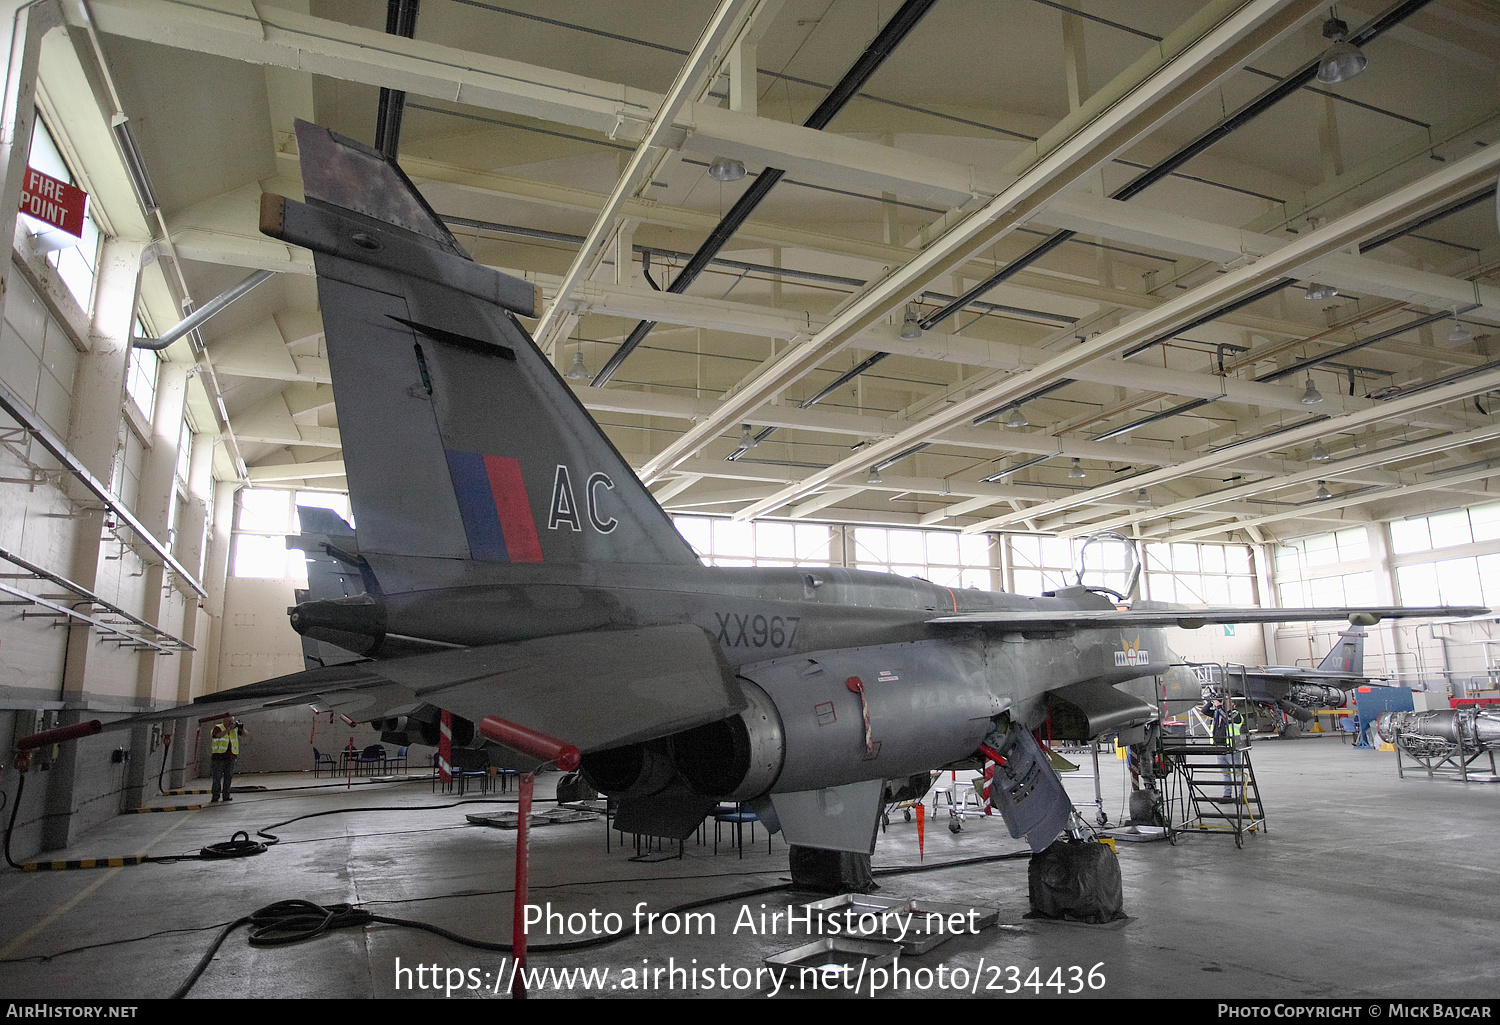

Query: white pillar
47,236,143,848
132,362,188,708
200,479,237,696
1365,520,1409,682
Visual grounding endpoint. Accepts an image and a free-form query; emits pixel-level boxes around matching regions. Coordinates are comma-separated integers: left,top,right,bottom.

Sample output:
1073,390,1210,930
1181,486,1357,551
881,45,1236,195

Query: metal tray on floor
904,898,1000,932
765,936,900,981
803,893,904,916
801,894,999,953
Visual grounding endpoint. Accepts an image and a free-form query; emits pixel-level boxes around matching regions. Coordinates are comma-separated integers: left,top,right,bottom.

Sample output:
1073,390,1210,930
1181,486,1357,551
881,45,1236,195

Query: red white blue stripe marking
445,450,543,563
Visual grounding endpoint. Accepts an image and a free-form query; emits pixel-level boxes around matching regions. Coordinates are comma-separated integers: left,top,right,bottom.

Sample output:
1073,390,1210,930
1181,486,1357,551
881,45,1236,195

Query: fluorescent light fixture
110,115,158,213
707,156,746,182
1316,17,1367,85
900,307,924,340
1301,374,1324,405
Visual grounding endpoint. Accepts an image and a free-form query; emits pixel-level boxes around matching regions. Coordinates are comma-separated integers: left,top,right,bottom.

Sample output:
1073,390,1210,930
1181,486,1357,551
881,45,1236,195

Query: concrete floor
1,736,1497,1000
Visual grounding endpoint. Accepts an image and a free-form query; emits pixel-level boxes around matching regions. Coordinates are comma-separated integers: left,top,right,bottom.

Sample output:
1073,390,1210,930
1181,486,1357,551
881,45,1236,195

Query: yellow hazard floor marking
0,808,199,960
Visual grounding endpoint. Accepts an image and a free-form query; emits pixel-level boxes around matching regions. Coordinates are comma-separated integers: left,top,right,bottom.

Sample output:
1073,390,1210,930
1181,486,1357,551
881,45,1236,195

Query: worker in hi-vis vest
210,720,244,802
1209,697,1245,799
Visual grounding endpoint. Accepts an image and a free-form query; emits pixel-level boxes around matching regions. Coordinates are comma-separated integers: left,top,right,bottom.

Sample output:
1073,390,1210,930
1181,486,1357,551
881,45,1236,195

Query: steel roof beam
531,0,756,355
734,140,1500,522
643,0,1325,489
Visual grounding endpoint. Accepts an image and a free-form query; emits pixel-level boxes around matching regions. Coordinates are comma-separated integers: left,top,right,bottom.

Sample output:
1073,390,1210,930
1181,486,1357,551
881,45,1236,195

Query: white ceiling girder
247,459,347,482
568,381,1196,468
1166,463,1500,542
663,458,1120,512
79,0,1003,206
648,474,704,505
790,486,864,519
642,0,1326,489
231,392,341,448
1086,422,1500,535
1035,193,1500,323
532,0,755,355
971,364,1500,533
735,141,1500,522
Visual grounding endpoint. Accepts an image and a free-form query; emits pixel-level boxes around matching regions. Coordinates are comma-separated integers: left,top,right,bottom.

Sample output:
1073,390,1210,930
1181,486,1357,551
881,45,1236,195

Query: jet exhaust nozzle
580,741,677,800
672,681,784,801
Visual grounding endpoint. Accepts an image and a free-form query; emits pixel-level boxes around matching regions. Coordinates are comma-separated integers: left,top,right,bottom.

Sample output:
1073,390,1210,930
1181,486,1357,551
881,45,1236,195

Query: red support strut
13,719,102,773
477,717,580,770
512,771,533,1000
16,720,102,751
475,716,581,999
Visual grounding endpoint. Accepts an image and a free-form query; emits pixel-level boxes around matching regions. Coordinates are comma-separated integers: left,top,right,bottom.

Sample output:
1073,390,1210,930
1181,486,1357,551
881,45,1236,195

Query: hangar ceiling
46,0,1500,544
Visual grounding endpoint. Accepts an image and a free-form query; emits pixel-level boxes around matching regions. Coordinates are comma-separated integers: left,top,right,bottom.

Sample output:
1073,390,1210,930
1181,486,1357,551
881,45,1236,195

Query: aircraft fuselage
346,558,1169,734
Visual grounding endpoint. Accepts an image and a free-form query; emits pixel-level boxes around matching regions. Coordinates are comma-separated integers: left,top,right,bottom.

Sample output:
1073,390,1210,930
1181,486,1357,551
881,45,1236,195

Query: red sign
20,166,87,238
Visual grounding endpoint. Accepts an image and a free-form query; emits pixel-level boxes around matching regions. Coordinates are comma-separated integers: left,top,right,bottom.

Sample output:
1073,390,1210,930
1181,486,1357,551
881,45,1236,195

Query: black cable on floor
7,843,1035,984
253,797,521,846
170,880,796,998
169,847,1043,995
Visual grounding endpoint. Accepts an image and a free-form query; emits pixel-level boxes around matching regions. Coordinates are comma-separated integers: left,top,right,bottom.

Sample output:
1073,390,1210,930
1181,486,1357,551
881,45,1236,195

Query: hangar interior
0,0,1499,1000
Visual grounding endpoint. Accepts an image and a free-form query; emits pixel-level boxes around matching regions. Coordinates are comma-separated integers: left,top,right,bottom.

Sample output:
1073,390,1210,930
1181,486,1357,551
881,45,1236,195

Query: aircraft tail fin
264,123,697,567
1316,629,1366,676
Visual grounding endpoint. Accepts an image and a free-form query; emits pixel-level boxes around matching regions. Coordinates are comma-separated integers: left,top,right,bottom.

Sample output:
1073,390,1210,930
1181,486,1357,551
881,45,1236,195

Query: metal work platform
1160,733,1266,848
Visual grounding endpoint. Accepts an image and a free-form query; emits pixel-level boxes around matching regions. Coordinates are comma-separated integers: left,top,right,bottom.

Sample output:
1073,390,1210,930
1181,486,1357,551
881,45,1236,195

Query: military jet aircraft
1162,629,1395,738
130,122,1484,866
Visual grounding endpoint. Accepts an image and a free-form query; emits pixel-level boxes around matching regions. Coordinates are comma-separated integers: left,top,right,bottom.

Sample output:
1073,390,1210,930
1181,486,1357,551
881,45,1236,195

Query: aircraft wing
106,624,745,753
927,605,1489,630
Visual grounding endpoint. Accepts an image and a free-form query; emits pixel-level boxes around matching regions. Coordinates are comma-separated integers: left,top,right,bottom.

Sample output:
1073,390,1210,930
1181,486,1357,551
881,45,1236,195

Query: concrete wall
192,705,436,777
215,577,306,692
0,245,204,854
1165,622,1268,668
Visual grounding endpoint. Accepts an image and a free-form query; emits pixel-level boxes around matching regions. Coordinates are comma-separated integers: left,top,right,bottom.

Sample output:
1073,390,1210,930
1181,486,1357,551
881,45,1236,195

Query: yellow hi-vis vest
211,728,239,757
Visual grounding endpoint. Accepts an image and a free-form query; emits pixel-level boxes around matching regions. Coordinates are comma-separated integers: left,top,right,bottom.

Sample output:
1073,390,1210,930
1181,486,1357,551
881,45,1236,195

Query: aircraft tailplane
1315,629,1366,676
262,122,698,568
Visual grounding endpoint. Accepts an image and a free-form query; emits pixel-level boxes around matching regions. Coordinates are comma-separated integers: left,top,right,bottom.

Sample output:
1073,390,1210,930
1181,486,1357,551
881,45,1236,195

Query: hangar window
234,489,293,579
1010,534,1082,596
1390,504,1500,555
1010,534,1146,599
853,527,992,590
233,489,353,579
125,342,158,422
1279,571,1375,609
24,117,102,311
175,418,192,485
1395,555,1498,609
1142,542,1255,605
673,516,832,568
1276,528,1370,574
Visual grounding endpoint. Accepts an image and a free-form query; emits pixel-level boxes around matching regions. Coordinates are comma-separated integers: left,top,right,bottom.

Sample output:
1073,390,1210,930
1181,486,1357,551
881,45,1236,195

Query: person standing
1210,698,1244,799
210,720,244,802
